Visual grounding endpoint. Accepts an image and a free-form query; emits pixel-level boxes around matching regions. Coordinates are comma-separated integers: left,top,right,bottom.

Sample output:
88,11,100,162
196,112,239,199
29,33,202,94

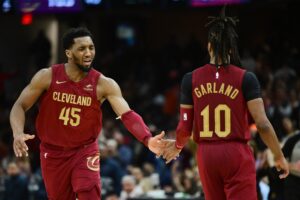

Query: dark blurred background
1,0,300,199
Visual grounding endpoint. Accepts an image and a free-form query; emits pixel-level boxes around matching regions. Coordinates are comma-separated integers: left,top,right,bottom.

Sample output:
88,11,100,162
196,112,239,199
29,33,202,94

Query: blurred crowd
1,22,300,200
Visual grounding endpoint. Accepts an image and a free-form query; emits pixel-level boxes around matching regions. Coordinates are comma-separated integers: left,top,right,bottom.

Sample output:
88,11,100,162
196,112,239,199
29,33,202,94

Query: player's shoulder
96,74,121,99
184,71,193,76
34,67,52,80
242,70,258,81
30,67,52,89
182,71,193,81
97,73,118,88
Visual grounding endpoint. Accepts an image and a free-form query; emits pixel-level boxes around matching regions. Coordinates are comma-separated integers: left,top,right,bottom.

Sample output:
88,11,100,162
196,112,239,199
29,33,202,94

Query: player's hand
274,156,289,179
148,131,167,157
162,139,182,164
13,133,35,157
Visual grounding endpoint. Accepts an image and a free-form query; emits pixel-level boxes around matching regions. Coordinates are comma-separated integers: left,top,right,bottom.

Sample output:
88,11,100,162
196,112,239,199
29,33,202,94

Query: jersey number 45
59,107,81,127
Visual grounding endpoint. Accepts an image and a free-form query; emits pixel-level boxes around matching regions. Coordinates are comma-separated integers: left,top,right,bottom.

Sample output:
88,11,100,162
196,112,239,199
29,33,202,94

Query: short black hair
62,27,94,50
206,7,241,66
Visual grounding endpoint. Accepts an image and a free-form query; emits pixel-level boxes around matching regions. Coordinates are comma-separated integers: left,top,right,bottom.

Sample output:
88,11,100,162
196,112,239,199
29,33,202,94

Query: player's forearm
175,106,193,149
175,132,191,149
10,103,26,137
121,110,152,146
257,120,284,160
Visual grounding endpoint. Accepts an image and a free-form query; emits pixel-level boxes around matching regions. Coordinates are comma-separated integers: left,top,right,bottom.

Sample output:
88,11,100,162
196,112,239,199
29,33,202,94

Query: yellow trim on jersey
180,104,193,109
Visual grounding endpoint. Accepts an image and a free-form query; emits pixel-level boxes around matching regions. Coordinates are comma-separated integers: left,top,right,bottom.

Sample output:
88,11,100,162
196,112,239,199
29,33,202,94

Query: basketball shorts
196,141,257,200
40,141,101,200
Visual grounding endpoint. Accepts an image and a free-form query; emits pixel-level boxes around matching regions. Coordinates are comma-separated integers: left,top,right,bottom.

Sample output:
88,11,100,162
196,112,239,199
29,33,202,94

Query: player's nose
84,49,92,57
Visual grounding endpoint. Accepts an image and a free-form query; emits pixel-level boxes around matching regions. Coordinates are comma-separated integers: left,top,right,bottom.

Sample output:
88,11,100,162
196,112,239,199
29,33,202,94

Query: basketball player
10,27,166,200
162,9,289,200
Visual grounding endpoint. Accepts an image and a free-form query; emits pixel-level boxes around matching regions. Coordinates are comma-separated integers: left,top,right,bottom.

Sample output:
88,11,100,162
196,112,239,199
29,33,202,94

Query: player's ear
207,42,213,57
65,49,72,59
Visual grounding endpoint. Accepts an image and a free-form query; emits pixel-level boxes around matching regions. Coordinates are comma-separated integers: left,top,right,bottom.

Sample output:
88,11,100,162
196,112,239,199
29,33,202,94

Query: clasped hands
147,131,182,163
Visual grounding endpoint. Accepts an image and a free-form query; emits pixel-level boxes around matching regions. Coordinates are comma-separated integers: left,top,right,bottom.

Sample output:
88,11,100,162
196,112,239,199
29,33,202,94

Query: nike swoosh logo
56,80,67,84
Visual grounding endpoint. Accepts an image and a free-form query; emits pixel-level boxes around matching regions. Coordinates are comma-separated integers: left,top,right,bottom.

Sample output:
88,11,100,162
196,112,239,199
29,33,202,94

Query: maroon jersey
36,64,102,148
192,64,250,143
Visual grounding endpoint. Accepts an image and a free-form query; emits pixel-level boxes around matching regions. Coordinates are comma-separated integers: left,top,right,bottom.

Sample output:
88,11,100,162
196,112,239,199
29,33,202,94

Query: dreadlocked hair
206,6,241,67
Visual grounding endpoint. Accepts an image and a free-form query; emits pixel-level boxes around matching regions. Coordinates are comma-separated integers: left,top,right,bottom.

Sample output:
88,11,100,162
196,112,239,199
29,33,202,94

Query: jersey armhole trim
47,66,55,92
180,104,193,109
94,71,101,100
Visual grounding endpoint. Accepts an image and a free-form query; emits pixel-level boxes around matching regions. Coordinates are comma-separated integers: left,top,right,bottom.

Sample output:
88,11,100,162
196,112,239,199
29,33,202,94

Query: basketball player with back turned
162,8,289,200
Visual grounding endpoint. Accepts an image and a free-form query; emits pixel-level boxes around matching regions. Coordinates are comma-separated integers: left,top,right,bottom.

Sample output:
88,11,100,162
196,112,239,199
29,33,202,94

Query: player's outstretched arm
98,75,166,156
161,104,193,163
247,98,289,179
10,68,51,157
162,73,194,163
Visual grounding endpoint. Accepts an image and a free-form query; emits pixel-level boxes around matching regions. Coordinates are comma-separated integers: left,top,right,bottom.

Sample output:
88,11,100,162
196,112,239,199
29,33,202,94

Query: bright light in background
2,0,12,12
191,0,249,7
84,0,102,5
48,0,75,7
18,0,82,13
21,13,33,25
117,24,135,39
116,24,136,46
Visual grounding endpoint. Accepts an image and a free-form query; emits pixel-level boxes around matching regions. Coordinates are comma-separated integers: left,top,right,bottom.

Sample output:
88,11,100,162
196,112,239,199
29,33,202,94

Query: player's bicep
15,68,51,111
103,78,130,116
108,95,131,117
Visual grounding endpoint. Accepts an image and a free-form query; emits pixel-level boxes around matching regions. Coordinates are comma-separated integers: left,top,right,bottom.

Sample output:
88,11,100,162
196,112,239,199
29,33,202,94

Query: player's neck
64,63,88,82
210,56,230,66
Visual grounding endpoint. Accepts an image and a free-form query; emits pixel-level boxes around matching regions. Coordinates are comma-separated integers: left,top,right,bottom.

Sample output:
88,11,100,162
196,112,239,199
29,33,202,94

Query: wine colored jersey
36,64,102,148
192,64,250,143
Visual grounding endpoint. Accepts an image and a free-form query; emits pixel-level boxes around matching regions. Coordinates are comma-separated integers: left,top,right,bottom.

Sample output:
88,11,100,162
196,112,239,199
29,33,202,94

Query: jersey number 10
200,104,231,138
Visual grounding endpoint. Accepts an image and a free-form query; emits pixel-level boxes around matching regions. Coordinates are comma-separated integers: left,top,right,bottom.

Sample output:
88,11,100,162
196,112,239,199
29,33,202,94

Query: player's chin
83,65,91,70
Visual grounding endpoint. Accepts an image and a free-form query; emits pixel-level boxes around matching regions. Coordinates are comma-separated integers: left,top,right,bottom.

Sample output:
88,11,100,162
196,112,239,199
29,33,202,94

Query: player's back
192,64,250,143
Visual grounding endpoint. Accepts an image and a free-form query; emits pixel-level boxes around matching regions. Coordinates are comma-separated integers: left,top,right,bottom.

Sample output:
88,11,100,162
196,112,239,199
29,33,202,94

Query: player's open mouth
83,60,92,65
